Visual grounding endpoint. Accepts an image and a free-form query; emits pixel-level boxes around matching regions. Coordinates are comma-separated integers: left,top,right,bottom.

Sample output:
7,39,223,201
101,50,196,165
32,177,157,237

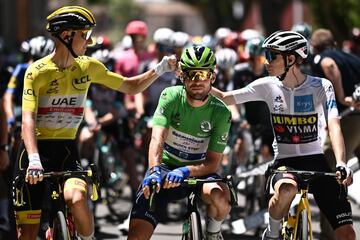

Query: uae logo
200,120,212,133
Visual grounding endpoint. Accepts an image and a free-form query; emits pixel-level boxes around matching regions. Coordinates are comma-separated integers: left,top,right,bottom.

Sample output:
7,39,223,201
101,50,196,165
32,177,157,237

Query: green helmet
180,46,216,71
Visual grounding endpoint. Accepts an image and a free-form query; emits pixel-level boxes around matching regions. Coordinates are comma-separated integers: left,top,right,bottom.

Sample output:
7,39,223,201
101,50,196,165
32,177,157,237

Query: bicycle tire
296,209,308,240
189,212,202,240
52,211,69,240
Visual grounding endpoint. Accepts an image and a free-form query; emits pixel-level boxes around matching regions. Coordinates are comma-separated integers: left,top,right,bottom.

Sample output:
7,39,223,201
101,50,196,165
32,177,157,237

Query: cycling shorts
13,140,83,225
271,154,353,230
130,164,220,228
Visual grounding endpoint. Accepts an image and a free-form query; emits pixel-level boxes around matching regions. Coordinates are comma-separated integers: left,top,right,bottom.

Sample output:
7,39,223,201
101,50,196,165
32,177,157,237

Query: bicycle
149,175,238,240
13,164,100,240
267,169,347,240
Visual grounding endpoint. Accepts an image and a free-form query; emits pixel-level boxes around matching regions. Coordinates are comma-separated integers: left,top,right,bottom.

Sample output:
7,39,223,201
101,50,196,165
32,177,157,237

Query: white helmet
262,31,308,59
215,48,238,70
171,31,189,48
153,27,174,46
215,27,231,41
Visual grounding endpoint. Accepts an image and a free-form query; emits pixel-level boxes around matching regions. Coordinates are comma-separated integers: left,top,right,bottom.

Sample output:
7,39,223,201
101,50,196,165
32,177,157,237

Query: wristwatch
0,144,9,151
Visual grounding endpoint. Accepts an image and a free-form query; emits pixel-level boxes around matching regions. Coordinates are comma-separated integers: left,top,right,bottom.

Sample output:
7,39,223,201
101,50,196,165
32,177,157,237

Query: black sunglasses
264,50,280,62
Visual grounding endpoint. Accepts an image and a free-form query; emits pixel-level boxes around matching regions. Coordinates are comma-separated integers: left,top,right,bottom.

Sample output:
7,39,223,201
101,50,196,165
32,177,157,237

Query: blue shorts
130,164,220,228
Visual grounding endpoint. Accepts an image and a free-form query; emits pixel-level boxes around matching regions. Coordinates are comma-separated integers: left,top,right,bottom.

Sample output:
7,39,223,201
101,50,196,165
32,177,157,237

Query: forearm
187,152,222,177
328,118,346,165
3,92,15,123
210,87,236,105
148,127,168,168
119,69,159,95
22,111,39,154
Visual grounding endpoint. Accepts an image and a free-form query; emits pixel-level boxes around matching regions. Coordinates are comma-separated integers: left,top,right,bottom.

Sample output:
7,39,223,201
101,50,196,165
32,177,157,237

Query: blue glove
142,166,162,189
166,167,190,184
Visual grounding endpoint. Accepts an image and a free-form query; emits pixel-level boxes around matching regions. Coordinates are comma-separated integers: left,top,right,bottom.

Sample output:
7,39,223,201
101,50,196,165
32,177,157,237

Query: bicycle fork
282,189,313,240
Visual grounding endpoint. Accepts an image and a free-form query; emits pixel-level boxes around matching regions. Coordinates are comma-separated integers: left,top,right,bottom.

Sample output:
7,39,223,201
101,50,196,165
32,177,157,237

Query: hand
164,167,190,189
336,162,353,186
26,153,44,185
142,166,162,199
154,55,177,76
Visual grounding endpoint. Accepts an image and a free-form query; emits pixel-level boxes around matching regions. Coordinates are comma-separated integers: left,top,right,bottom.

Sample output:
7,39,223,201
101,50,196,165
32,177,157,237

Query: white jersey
231,75,339,159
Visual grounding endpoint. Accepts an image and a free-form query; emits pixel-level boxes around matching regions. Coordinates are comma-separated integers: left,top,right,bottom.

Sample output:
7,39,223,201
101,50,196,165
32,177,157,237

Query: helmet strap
56,31,78,58
277,54,296,81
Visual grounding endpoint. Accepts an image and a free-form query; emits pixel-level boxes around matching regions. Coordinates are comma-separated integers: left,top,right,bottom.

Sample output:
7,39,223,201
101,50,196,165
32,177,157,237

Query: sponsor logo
26,72,34,81
274,104,284,112
72,75,90,90
51,97,77,106
326,100,337,110
271,113,318,144
35,63,46,71
200,120,212,133
47,79,60,94
274,95,284,103
220,132,229,142
23,89,36,97
294,95,314,112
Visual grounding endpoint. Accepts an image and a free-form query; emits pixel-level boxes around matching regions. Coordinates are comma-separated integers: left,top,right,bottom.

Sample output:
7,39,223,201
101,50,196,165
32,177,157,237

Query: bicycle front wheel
52,211,69,240
189,212,202,240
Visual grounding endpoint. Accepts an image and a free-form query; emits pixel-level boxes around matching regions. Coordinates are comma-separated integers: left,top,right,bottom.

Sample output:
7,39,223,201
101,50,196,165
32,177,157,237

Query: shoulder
159,85,183,101
208,96,231,114
25,57,54,79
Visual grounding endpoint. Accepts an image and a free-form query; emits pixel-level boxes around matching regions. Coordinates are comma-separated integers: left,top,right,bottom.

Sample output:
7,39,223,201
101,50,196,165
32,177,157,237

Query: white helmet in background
215,48,238,70
171,31,189,48
153,27,174,46
215,27,231,42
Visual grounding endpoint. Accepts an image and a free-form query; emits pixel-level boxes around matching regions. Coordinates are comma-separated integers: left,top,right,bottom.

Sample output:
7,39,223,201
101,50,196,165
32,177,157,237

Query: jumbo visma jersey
152,86,232,167
231,75,339,159
22,55,123,139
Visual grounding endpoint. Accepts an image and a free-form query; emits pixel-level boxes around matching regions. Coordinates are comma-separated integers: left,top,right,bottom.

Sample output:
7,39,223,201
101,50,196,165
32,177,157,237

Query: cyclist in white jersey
211,31,355,240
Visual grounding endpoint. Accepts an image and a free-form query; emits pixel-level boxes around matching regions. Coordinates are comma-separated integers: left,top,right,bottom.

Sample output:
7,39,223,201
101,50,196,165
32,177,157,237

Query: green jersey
152,86,231,167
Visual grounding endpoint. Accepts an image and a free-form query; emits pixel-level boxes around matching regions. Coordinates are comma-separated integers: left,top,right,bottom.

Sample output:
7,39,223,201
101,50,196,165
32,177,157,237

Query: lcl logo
72,75,90,90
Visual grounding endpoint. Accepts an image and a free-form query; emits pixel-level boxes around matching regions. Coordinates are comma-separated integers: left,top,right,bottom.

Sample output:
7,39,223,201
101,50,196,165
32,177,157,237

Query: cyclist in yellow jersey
14,5,176,240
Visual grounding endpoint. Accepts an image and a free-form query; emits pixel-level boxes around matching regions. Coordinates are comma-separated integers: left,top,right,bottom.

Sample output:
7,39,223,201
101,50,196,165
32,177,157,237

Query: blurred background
1,0,360,52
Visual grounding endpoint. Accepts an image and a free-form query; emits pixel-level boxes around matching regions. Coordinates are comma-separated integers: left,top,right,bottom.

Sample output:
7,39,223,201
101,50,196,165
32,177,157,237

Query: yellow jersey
22,55,123,140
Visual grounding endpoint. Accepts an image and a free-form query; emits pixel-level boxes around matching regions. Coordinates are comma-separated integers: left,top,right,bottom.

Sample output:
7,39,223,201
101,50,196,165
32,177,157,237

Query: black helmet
20,36,55,60
46,6,96,34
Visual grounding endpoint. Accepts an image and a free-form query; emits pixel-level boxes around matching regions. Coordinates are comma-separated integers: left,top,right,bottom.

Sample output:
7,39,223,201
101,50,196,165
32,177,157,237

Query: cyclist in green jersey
14,5,176,240
127,46,232,240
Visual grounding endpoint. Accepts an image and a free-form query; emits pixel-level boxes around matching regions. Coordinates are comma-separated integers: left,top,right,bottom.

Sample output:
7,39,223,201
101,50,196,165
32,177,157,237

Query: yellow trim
16,210,41,225
64,178,87,193
47,6,96,24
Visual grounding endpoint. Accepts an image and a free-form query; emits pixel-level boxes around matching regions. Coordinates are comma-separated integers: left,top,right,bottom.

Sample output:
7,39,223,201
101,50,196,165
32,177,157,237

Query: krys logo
72,75,90,90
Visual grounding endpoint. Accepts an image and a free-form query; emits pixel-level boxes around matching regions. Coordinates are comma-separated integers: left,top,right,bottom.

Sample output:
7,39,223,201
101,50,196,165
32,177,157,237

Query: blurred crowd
1,20,360,239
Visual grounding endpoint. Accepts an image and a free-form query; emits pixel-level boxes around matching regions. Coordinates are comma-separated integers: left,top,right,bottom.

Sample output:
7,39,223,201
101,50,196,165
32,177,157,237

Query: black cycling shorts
271,154,353,230
13,140,82,213
130,164,220,228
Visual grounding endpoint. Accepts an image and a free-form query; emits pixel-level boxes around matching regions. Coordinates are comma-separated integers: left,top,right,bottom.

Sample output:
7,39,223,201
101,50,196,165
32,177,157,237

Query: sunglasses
80,29,93,40
264,50,280,62
182,70,214,81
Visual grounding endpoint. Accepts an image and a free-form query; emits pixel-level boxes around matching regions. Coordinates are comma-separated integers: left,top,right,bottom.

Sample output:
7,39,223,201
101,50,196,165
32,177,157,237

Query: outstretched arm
210,87,237,105
118,55,177,95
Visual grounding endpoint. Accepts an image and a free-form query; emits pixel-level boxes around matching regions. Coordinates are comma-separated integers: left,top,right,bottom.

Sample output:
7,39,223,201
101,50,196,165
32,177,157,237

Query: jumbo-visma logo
72,75,91,90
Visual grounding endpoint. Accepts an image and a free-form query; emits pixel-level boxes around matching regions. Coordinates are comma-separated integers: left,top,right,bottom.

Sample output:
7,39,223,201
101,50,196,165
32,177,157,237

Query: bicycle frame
282,188,313,240
271,169,342,240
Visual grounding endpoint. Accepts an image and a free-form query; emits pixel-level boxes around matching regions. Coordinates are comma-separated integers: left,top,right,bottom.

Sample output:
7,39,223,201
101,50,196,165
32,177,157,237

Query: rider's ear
211,72,216,84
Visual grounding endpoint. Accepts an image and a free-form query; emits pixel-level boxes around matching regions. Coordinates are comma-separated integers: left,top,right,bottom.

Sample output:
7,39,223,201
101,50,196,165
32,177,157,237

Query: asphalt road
94,181,360,240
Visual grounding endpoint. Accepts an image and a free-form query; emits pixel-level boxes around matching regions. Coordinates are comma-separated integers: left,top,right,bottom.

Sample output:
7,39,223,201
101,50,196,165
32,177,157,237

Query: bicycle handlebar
13,163,101,207
148,175,238,212
269,169,347,199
